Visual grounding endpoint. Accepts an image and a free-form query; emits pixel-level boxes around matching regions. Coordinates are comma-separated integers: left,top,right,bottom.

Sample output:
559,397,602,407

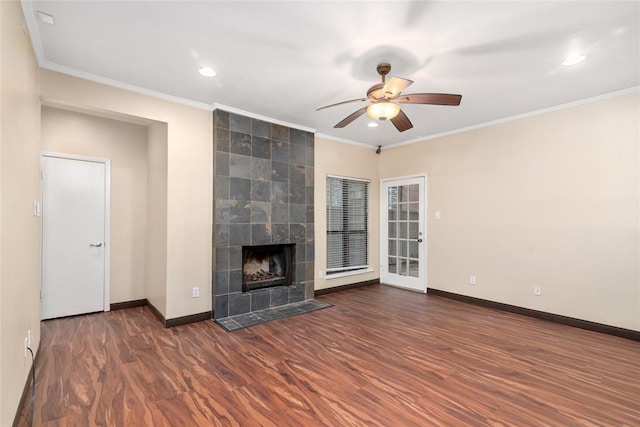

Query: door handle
416,238,423,243
89,242,103,247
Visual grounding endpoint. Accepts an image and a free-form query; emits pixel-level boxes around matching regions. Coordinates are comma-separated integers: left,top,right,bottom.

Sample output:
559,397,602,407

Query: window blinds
326,176,370,274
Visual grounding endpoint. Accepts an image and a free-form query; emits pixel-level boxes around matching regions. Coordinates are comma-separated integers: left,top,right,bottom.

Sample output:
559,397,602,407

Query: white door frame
41,151,111,314
380,173,427,292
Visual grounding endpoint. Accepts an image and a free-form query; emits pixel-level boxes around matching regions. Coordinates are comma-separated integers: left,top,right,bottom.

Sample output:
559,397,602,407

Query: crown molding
385,86,640,150
39,61,213,111
314,133,374,149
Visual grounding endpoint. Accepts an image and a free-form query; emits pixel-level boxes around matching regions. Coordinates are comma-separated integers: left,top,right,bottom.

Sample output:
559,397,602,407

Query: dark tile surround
212,110,315,319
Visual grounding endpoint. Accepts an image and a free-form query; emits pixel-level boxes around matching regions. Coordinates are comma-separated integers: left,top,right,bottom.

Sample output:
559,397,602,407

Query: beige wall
39,70,212,320
378,92,640,331
314,138,380,290
147,122,168,315
0,1,42,424
41,106,149,304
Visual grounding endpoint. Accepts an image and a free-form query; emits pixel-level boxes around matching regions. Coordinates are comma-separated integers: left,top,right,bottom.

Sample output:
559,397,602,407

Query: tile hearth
215,299,331,331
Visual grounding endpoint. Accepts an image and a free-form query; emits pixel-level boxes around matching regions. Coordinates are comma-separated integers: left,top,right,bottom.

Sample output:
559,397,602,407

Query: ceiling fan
316,63,462,132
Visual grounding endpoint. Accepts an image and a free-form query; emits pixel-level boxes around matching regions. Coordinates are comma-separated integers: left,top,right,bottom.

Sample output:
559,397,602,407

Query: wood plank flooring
17,284,640,426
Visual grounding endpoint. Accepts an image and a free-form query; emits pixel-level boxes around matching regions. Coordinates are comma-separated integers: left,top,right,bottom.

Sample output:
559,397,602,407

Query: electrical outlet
534,285,542,296
192,287,200,298
470,275,477,285
27,330,31,349
24,337,28,357
319,270,324,278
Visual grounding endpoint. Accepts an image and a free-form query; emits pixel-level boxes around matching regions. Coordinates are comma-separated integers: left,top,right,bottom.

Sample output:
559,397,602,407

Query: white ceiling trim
385,86,640,151
212,103,316,134
38,60,213,111
40,97,160,126
314,132,375,150
37,59,320,133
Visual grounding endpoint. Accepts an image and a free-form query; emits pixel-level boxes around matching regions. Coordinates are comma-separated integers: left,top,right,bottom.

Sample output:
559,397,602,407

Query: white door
42,155,108,319
380,176,426,292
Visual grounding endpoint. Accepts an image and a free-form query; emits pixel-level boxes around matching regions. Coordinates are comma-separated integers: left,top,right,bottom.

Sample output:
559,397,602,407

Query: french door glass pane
408,184,419,202
409,202,419,220
398,258,407,275
389,240,397,256
400,241,408,257
399,222,407,239
399,203,408,220
388,186,398,205
409,260,419,278
409,241,418,258
388,257,397,274
388,186,398,221
388,222,397,238
409,221,418,239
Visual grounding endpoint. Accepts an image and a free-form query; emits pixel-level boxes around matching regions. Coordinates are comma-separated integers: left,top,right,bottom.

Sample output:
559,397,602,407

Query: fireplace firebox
242,244,295,292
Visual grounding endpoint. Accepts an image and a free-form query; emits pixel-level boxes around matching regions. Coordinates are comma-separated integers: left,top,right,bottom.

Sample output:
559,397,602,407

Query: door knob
417,238,423,243
89,242,103,247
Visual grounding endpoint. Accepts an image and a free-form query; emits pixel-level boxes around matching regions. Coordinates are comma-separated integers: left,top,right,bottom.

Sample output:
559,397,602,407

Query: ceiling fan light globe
367,102,400,121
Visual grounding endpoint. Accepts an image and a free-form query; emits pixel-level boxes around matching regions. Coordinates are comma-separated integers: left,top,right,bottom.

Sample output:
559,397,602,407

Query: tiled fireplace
212,110,314,319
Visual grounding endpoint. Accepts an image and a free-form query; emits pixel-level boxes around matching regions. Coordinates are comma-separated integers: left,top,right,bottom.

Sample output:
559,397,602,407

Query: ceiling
22,1,639,147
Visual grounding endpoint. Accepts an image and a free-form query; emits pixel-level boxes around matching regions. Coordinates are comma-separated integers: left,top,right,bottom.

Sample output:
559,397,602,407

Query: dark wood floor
17,284,640,426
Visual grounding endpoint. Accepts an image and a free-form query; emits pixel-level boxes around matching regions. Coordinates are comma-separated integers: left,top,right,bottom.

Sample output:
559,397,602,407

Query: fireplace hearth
242,244,295,292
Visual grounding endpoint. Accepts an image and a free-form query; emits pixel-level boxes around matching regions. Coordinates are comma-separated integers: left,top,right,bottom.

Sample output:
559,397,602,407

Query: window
326,175,370,275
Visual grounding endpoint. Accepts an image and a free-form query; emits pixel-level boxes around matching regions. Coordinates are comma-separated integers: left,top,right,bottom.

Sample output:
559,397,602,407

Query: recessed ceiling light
562,54,586,66
367,122,379,128
199,67,216,77
37,11,55,25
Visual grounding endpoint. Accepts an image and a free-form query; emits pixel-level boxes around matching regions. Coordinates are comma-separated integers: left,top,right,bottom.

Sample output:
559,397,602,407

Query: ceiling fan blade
334,107,368,128
391,109,413,132
383,77,413,98
397,93,462,106
316,98,368,111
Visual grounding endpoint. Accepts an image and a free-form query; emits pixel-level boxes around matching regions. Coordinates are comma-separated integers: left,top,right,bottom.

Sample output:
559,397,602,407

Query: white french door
41,154,110,319
380,176,426,292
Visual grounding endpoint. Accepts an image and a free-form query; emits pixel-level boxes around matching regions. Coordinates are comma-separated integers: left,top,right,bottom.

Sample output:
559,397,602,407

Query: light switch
435,211,441,220
33,201,41,217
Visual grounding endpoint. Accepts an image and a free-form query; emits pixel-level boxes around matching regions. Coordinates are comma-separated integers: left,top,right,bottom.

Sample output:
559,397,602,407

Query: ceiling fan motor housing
377,63,391,78
367,83,385,100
